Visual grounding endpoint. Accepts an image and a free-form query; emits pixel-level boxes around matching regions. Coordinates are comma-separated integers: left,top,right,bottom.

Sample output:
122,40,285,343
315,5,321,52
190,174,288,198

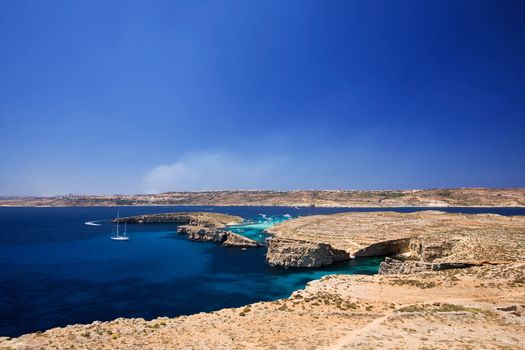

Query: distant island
2,188,525,207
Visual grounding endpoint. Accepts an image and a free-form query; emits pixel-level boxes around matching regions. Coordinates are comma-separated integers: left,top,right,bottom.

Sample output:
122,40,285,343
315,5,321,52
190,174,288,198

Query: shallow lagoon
1,206,523,336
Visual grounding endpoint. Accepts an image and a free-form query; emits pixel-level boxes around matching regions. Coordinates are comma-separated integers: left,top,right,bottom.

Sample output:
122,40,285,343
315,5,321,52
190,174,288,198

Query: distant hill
1,188,524,207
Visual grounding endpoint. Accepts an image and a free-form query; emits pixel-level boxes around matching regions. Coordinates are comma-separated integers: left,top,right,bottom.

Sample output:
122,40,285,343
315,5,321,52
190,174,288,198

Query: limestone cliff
117,212,259,248
378,257,475,274
266,211,525,268
266,238,348,268
223,232,261,247
115,212,243,228
176,226,261,247
177,225,228,242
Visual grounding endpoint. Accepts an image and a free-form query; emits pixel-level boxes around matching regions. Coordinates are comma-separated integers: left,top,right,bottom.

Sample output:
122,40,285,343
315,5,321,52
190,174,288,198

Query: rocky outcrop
114,211,260,248
419,239,458,262
177,225,228,242
353,238,415,258
266,211,525,268
378,257,475,275
223,233,261,247
266,238,349,268
115,212,243,228
116,212,257,246
176,225,261,247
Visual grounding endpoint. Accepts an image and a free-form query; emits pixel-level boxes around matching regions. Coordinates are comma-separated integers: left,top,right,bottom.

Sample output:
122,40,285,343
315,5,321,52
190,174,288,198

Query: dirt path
323,311,394,350
324,291,525,350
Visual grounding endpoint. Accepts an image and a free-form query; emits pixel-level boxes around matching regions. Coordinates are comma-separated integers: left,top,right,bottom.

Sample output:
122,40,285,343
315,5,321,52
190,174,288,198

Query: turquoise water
2,206,523,337
0,206,381,337
226,213,291,242
225,212,382,293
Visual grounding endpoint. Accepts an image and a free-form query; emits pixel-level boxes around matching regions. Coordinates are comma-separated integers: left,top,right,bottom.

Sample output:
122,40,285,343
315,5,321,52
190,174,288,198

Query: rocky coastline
116,212,261,248
2,210,525,349
177,224,261,247
265,238,349,268
4,262,524,349
114,212,243,227
265,211,525,268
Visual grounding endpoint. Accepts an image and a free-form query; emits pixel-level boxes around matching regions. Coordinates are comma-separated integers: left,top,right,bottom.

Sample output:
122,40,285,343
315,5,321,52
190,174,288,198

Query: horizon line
1,187,524,198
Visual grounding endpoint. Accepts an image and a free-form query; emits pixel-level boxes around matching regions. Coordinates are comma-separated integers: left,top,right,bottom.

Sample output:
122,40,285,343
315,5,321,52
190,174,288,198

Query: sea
1,206,524,337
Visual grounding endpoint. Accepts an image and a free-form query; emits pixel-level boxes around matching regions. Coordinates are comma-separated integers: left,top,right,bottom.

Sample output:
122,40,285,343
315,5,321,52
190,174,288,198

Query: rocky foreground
2,188,525,207
2,211,525,349
2,263,524,349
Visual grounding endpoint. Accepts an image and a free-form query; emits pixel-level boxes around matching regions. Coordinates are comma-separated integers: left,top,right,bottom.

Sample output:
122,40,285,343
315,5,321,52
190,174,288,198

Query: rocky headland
115,212,242,227
2,211,525,349
266,211,525,268
116,212,261,248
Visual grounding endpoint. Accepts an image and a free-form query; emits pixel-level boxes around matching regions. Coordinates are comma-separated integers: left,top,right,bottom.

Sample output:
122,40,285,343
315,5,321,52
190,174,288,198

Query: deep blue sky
1,1,524,195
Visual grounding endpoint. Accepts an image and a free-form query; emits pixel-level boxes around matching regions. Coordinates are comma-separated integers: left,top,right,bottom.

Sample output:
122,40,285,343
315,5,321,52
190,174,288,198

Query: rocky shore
2,211,524,349
117,212,261,248
3,262,524,349
115,212,243,227
177,224,261,247
265,211,525,268
266,238,349,268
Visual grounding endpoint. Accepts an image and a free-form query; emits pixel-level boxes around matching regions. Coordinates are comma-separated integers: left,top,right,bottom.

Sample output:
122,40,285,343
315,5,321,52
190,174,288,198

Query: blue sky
1,0,524,195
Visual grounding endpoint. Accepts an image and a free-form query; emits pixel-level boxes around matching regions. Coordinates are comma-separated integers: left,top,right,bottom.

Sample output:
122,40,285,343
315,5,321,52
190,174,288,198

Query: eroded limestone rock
115,212,243,228
177,225,228,242
266,211,525,268
222,233,261,247
266,238,349,268
378,257,475,275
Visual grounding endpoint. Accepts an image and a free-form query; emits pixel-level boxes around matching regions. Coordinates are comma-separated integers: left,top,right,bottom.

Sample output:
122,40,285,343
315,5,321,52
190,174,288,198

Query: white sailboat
111,212,129,241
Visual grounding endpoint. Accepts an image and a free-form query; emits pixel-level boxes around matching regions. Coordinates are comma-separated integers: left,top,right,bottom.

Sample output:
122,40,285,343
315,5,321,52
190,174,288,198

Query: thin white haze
144,151,282,193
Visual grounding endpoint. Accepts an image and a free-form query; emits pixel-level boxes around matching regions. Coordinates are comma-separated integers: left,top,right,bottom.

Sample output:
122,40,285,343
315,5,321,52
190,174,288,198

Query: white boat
111,212,129,241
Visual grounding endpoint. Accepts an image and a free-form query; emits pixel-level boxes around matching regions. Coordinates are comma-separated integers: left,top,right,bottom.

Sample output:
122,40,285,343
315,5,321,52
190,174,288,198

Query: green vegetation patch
379,191,406,199
397,303,491,314
390,278,438,289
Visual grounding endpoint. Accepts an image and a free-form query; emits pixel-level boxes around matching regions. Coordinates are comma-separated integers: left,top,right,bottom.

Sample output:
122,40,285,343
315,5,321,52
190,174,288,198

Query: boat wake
84,221,102,226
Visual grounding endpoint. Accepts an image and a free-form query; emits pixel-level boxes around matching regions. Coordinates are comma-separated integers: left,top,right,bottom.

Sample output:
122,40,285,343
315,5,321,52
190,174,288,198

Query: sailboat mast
116,212,120,236
110,210,129,240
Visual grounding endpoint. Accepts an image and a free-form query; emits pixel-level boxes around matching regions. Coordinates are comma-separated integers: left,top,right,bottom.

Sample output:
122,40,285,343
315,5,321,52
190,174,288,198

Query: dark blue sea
1,206,524,337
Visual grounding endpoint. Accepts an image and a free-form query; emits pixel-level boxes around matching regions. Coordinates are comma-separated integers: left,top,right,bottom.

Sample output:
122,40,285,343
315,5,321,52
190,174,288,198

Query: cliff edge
2,211,525,349
266,211,525,267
